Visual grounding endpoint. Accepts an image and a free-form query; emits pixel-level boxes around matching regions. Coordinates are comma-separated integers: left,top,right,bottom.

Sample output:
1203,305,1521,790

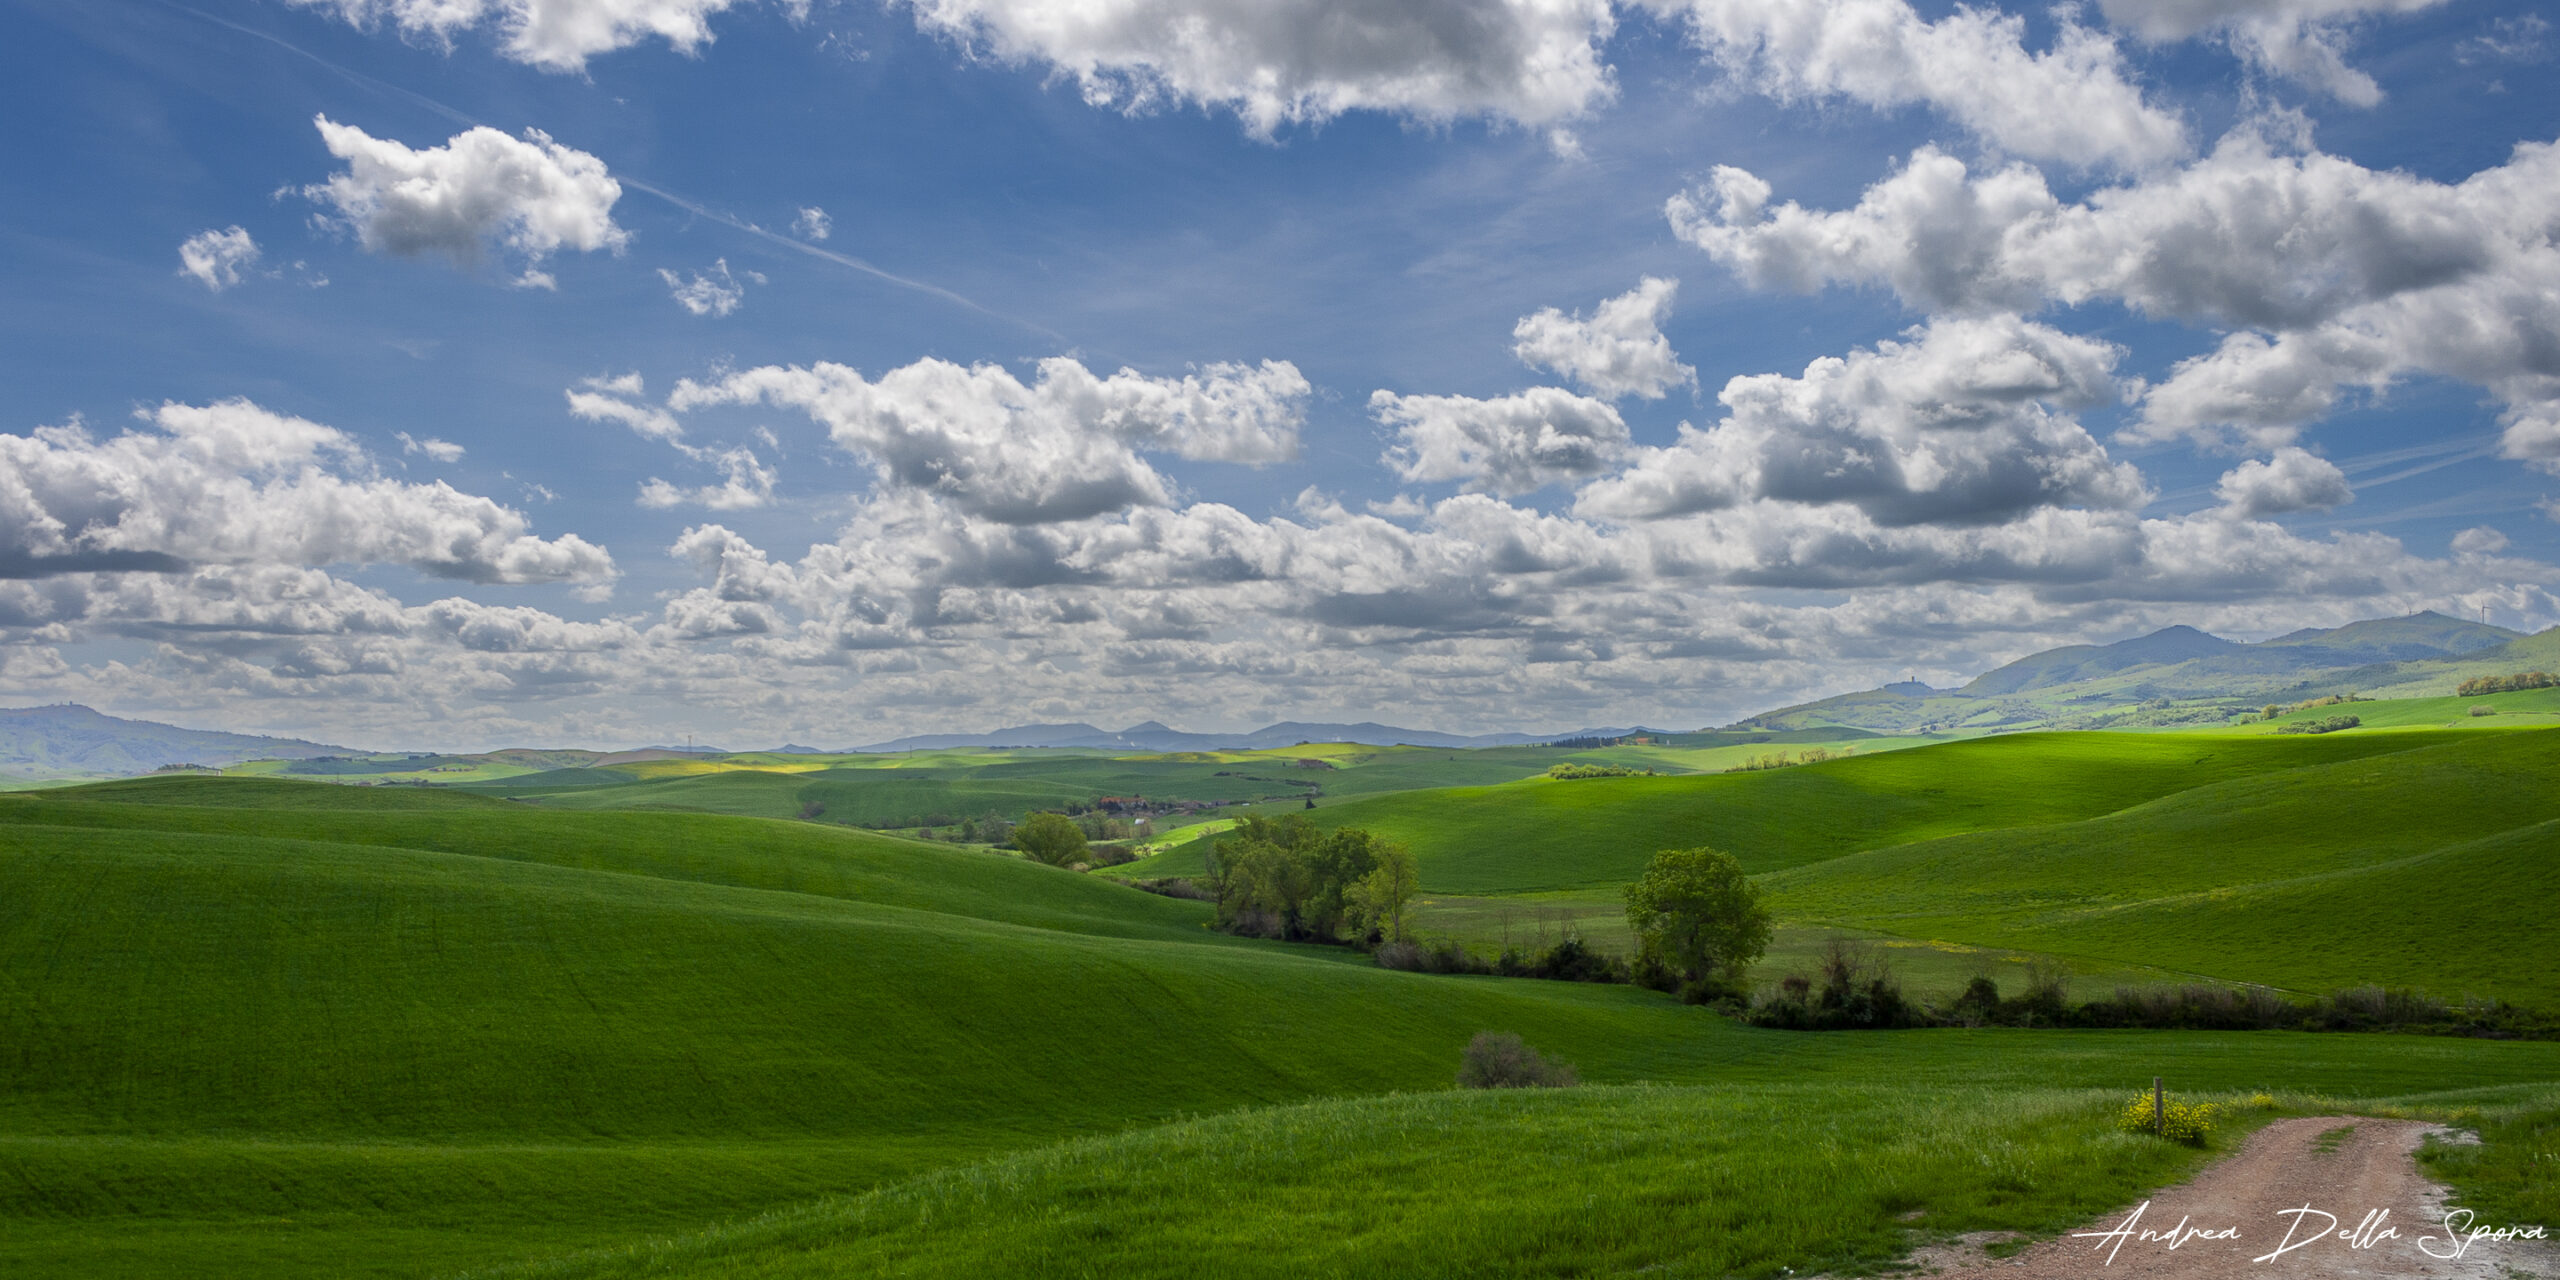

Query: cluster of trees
2276,714,2361,735
2256,693,2365,720
911,815,1014,845
1202,814,1418,943
1544,762,1654,780
1729,746,1850,773
2458,671,2558,696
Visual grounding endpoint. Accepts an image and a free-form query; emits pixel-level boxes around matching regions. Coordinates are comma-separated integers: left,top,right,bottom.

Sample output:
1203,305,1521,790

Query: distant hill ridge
1740,611,2544,735
848,720,1662,753
0,704,354,779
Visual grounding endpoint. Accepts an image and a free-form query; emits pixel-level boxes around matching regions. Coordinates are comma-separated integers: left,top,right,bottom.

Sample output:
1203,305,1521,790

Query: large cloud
1510,276,1693,400
1578,315,2145,526
902,0,1618,134
669,356,1308,524
1374,385,1630,495
303,116,629,286
2096,0,2446,106
1641,0,2188,170
2212,447,2354,518
0,400,613,585
288,0,747,72
1672,127,2560,456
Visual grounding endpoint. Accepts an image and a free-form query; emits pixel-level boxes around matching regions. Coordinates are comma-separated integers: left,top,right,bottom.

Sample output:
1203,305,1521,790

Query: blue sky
3,0,2557,749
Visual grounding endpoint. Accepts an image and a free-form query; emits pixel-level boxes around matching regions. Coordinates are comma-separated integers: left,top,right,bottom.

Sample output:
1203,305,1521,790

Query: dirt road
1920,1115,2555,1279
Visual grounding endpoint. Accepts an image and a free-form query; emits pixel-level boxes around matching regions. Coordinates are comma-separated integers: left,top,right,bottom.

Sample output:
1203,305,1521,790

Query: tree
1204,816,1392,942
1345,842,1419,944
1014,811,1089,867
1622,846,1772,986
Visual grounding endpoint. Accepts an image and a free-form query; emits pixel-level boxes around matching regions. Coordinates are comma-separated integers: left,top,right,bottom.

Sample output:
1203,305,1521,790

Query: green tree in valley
1345,842,1419,944
1203,815,1389,942
1623,846,1772,991
1014,811,1089,867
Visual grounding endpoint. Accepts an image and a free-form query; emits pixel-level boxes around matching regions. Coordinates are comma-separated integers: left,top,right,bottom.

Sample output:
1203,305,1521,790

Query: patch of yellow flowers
2117,1093,2220,1145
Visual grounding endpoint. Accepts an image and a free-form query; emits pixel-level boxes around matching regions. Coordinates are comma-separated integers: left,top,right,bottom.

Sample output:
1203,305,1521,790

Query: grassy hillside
479,1074,2557,1280
1762,730,2560,1002
9,762,2557,1280
1126,730,2445,891
0,778,1786,1277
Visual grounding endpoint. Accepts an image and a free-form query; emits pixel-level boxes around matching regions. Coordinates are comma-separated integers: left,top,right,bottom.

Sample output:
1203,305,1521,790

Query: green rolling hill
7,739,2557,1279
1760,729,2560,1003
1125,729,2454,890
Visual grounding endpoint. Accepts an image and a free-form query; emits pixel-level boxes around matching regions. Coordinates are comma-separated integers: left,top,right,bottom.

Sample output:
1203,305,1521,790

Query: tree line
2458,671,2557,696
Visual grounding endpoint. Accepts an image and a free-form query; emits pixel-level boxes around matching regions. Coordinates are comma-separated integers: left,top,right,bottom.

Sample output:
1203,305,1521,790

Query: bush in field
2117,1093,2218,1145
2277,714,2360,734
1623,846,1772,988
1375,939,1492,975
1013,811,1089,867
1546,762,1654,779
1455,1032,1578,1089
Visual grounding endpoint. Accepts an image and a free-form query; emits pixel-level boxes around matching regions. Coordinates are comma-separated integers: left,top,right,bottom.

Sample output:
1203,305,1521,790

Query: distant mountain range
7,611,2553,782
848,720,1663,753
0,704,354,780
1736,611,2549,735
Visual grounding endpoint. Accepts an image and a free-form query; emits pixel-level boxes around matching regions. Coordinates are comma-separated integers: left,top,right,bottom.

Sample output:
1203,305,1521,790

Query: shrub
2277,714,2360,734
2117,1093,2219,1145
1529,935,1623,983
2471,704,2498,716
1545,762,1654,780
1950,976,2002,1026
1121,876,1215,901
1455,1032,1578,1089
1374,939,1492,975
1748,939,1922,1030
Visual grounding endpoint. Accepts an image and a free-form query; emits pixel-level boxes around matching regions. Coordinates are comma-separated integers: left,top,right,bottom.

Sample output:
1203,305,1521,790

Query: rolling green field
6,719,2556,1279
1120,728,2453,889
1763,730,2560,1003
480,1077,2559,1280
451,736,1907,833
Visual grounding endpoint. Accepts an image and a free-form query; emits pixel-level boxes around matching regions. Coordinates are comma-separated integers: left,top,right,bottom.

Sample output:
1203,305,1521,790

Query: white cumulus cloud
287,0,748,73
2097,0,2447,106
0,400,613,585
1578,315,2144,527
2212,447,2353,518
1511,276,1693,400
793,205,831,240
303,116,629,283
178,226,261,292
902,0,1618,134
659,258,748,316
639,447,777,510
1672,127,2560,456
1641,0,2188,170
671,356,1309,524
1374,386,1631,495
396,431,466,462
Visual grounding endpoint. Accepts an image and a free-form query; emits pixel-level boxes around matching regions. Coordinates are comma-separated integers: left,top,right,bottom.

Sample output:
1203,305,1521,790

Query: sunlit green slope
1763,730,2560,1002
1129,730,2448,891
